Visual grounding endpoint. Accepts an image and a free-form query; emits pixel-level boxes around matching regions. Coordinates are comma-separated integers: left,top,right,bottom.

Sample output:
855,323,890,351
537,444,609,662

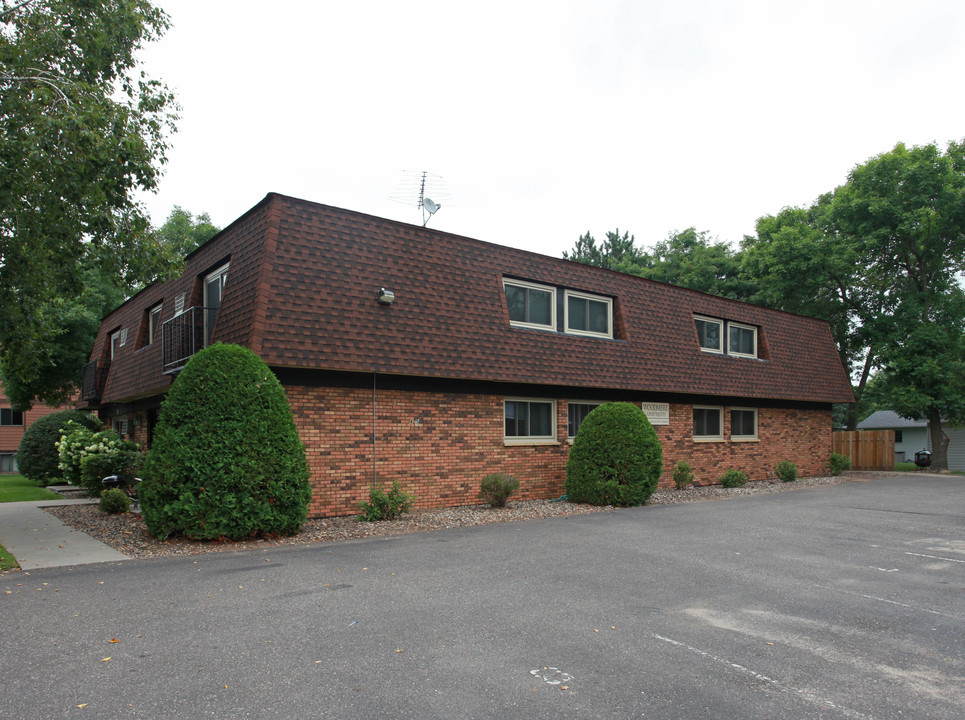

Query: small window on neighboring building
504,280,555,330
568,402,602,438
148,304,163,345
1,408,24,426
504,398,557,443
565,291,612,338
695,316,723,353
728,322,757,358
894,430,903,443
0,453,17,473
693,406,723,442
730,408,758,441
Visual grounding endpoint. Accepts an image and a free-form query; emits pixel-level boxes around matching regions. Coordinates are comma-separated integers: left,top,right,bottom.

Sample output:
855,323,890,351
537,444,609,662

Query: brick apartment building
0,383,74,473
80,193,854,517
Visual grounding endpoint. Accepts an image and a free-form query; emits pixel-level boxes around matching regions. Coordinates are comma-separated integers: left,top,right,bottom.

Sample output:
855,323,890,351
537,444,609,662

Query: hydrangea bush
56,421,142,496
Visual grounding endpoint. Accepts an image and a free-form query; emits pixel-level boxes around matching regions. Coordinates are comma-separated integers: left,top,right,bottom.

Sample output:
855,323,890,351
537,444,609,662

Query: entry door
204,264,229,347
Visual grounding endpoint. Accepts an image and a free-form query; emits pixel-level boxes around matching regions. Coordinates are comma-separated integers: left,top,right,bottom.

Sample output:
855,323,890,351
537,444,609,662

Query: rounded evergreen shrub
16,410,101,485
775,460,797,483
565,402,663,506
139,344,312,540
99,488,131,515
720,468,749,487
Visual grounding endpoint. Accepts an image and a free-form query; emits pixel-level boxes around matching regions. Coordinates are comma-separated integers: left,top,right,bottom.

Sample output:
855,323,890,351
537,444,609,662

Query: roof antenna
388,170,450,227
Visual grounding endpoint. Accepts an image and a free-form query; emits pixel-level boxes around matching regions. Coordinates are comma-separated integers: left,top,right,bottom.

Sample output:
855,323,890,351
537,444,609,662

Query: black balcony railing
81,359,107,402
162,306,209,374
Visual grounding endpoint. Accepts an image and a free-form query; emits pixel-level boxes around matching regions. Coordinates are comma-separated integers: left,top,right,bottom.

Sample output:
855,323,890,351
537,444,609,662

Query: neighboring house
80,193,854,517
857,410,965,470
0,383,75,473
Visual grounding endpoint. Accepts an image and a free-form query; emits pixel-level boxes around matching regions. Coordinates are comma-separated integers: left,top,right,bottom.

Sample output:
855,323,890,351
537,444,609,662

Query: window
565,291,612,338
894,430,903,443
110,330,121,360
728,322,757,358
0,453,17,473
148,304,163,345
504,399,556,443
1,408,24,426
204,263,229,347
695,316,758,358
695,316,723,353
174,293,186,316
693,406,723,441
504,280,555,330
730,408,758,441
568,402,602,438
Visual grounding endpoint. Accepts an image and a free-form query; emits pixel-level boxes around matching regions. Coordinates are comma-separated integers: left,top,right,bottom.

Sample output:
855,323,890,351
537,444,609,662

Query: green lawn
0,474,63,503
0,543,18,571
895,462,917,472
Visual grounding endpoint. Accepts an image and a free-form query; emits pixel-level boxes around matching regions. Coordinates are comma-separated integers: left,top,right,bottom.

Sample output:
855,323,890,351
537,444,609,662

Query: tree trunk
928,409,949,472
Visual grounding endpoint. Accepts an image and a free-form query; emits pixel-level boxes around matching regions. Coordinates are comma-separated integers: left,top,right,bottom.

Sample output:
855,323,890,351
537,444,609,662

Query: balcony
162,306,211,374
81,359,107,403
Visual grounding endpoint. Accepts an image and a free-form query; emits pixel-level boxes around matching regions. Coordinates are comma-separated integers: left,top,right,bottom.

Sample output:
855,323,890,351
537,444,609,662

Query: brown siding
287,385,833,518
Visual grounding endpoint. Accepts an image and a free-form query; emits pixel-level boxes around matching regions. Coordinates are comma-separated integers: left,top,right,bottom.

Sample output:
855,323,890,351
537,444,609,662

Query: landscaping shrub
719,468,749,488
358,481,414,521
15,410,101,485
673,461,694,489
565,402,662,506
827,453,851,476
56,421,142,496
478,473,520,508
775,460,797,483
139,344,312,540
99,488,131,515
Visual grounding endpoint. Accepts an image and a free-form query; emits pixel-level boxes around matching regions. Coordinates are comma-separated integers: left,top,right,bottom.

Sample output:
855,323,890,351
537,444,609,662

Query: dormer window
504,279,555,330
695,315,757,359
565,290,612,338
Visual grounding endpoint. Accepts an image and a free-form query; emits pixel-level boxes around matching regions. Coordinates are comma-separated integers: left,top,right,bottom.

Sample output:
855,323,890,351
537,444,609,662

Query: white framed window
693,406,723,442
204,263,230,347
565,290,612,338
504,398,557,444
730,407,758,441
728,322,757,358
567,401,602,438
0,453,17,473
504,279,555,331
174,292,186,316
119,328,128,347
110,330,121,360
148,304,163,345
695,316,723,353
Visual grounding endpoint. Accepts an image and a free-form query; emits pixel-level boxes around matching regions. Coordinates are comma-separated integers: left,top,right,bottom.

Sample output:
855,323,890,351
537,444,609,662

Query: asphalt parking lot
3,474,963,719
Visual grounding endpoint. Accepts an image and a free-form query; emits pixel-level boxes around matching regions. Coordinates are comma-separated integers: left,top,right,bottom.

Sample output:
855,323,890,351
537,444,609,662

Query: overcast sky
138,0,965,258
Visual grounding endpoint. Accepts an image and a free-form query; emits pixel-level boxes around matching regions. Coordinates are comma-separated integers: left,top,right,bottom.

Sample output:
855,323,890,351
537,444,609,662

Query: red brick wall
0,386,77,470
286,385,832,518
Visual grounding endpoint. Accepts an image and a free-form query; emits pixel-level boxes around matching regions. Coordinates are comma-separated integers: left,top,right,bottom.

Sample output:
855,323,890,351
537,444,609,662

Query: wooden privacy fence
832,430,895,470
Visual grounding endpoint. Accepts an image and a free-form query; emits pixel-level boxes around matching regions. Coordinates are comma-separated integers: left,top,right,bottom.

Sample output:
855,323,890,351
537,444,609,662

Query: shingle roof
857,410,927,429
89,193,854,405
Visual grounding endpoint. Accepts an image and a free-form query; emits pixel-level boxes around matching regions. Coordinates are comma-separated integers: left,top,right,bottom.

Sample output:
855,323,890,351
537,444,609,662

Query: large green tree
743,141,965,467
0,0,178,408
564,227,754,300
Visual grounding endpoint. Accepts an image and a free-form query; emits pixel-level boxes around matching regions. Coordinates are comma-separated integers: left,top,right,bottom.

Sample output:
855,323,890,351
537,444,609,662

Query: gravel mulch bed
44,473,873,560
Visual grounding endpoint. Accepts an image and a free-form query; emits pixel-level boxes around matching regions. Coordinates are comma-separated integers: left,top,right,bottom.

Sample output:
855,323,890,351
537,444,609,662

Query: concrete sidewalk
0,498,130,569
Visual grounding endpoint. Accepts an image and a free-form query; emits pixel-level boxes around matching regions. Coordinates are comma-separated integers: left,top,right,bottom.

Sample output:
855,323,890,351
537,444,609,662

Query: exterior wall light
378,288,395,305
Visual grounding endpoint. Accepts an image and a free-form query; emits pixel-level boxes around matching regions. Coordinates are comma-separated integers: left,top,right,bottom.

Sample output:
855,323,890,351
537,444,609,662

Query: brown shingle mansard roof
90,193,854,405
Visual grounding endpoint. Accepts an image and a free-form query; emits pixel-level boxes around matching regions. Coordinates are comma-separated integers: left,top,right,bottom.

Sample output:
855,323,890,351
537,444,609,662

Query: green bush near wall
16,410,101,485
565,402,663,506
139,344,311,540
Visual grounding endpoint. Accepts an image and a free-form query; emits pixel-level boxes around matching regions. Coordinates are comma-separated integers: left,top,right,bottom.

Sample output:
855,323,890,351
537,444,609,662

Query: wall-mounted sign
641,402,670,425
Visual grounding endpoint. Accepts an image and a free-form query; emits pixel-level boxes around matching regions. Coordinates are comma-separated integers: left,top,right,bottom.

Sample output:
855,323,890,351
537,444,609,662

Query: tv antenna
388,170,450,227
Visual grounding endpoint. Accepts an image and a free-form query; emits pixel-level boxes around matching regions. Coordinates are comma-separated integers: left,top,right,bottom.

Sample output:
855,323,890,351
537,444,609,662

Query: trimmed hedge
139,344,312,540
16,410,101,485
565,402,663,506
